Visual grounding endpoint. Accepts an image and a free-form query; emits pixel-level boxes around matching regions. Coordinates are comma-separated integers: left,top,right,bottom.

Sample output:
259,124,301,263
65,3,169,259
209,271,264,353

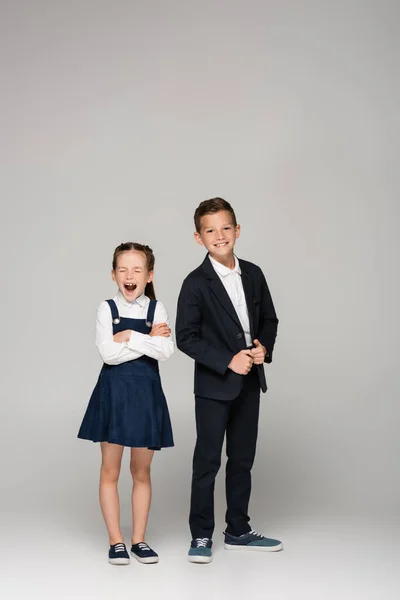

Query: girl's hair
112,242,156,300
194,197,237,233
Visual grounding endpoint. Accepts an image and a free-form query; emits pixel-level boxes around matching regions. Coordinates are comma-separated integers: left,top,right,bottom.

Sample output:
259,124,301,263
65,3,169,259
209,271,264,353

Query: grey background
1,1,399,599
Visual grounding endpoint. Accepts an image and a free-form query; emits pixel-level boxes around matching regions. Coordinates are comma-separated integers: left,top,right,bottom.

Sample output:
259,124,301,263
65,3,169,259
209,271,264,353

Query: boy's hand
149,322,171,338
228,350,254,375
113,329,132,343
251,339,267,364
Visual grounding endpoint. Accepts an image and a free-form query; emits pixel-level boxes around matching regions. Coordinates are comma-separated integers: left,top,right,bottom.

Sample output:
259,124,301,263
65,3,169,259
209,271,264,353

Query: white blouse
95,291,174,365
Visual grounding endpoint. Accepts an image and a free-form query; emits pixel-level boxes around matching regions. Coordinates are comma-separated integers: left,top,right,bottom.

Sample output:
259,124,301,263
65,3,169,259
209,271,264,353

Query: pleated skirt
78,358,174,449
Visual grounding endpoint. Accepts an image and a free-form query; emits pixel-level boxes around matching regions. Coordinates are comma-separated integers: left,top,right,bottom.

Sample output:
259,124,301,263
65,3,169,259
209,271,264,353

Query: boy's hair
112,242,156,300
194,197,237,233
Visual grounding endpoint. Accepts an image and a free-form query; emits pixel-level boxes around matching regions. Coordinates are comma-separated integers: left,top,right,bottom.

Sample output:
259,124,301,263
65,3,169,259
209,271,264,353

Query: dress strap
145,299,157,328
105,299,120,323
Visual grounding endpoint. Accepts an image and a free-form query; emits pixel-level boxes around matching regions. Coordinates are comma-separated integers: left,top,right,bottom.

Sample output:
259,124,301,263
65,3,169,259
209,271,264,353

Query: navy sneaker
224,530,283,552
188,538,213,563
108,542,130,565
130,542,159,564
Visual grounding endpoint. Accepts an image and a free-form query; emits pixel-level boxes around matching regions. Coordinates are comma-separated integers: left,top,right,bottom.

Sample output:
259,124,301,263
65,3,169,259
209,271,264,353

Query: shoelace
195,538,210,548
248,530,264,538
138,543,151,552
114,543,126,553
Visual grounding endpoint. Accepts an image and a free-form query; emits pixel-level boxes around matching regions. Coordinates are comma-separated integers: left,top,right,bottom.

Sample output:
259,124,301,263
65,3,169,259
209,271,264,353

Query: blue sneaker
108,542,130,565
188,538,213,563
224,530,283,552
130,542,159,564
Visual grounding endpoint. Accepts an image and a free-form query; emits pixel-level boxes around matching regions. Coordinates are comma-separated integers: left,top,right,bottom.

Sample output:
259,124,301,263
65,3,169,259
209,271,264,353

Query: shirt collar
116,290,148,308
209,254,241,277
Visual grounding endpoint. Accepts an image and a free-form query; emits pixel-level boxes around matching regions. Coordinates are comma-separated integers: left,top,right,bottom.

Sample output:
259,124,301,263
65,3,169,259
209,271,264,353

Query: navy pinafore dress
78,299,174,449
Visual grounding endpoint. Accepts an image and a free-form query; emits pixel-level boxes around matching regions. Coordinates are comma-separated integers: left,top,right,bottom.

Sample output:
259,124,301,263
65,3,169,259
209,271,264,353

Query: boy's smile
194,210,240,267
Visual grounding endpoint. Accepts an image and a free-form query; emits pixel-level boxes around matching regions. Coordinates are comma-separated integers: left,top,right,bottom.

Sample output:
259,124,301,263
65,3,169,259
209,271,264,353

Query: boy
176,197,283,563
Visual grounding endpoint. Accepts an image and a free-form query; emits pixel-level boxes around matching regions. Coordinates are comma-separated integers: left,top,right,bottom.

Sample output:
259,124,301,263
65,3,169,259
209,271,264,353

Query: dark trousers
189,369,260,539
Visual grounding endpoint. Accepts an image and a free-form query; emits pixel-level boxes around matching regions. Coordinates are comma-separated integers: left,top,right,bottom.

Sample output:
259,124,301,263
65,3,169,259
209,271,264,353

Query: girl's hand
113,330,132,343
149,323,171,338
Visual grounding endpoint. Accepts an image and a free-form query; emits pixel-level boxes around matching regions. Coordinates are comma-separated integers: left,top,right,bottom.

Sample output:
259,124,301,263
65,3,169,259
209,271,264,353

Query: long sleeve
175,278,234,375
256,269,279,363
127,301,174,361
95,301,144,365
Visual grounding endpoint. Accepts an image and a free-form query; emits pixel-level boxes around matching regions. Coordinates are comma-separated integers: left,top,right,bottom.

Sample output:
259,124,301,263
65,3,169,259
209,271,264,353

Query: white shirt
209,255,252,347
96,291,174,365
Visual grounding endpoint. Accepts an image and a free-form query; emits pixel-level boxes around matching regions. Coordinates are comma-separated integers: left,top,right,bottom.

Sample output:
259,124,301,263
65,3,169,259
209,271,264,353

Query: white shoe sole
224,542,283,552
108,558,131,565
188,554,212,563
131,552,159,564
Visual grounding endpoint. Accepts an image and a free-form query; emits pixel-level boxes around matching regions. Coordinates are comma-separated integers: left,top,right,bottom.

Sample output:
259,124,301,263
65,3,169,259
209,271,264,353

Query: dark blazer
175,255,278,401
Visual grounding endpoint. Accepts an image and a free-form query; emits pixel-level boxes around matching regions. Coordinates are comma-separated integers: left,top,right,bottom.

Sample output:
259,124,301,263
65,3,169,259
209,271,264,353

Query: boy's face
194,210,240,262
111,250,153,303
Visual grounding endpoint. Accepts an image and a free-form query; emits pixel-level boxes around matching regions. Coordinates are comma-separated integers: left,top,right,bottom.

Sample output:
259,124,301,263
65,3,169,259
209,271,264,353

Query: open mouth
214,242,228,247
124,283,137,293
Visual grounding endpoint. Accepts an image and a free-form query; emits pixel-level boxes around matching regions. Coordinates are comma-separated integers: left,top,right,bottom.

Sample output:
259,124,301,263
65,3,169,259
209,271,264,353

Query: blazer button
236,332,243,339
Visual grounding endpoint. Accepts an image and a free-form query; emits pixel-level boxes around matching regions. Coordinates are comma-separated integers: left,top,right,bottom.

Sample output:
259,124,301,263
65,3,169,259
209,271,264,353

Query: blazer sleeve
175,277,234,375
256,268,279,363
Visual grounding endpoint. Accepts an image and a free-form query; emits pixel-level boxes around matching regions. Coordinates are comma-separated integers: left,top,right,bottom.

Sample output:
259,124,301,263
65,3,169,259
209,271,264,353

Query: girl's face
112,250,153,303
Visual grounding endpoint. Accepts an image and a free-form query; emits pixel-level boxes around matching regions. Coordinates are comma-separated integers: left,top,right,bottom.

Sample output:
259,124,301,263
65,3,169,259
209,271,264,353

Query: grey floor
2,508,398,600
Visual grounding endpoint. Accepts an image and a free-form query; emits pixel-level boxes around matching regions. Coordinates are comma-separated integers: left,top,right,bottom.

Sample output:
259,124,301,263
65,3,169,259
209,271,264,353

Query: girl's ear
111,269,116,281
147,270,154,283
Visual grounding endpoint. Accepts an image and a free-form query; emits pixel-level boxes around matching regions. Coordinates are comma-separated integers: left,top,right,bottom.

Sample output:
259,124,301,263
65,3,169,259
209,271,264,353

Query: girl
78,242,174,565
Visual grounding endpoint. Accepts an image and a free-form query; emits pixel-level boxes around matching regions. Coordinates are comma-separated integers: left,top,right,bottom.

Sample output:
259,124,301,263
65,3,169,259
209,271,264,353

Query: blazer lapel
201,255,242,330
239,261,255,342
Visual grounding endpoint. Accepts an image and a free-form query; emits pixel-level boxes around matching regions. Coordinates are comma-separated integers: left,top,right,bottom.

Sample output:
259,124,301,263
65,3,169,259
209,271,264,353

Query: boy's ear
235,224,241,239
194,231,204,246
